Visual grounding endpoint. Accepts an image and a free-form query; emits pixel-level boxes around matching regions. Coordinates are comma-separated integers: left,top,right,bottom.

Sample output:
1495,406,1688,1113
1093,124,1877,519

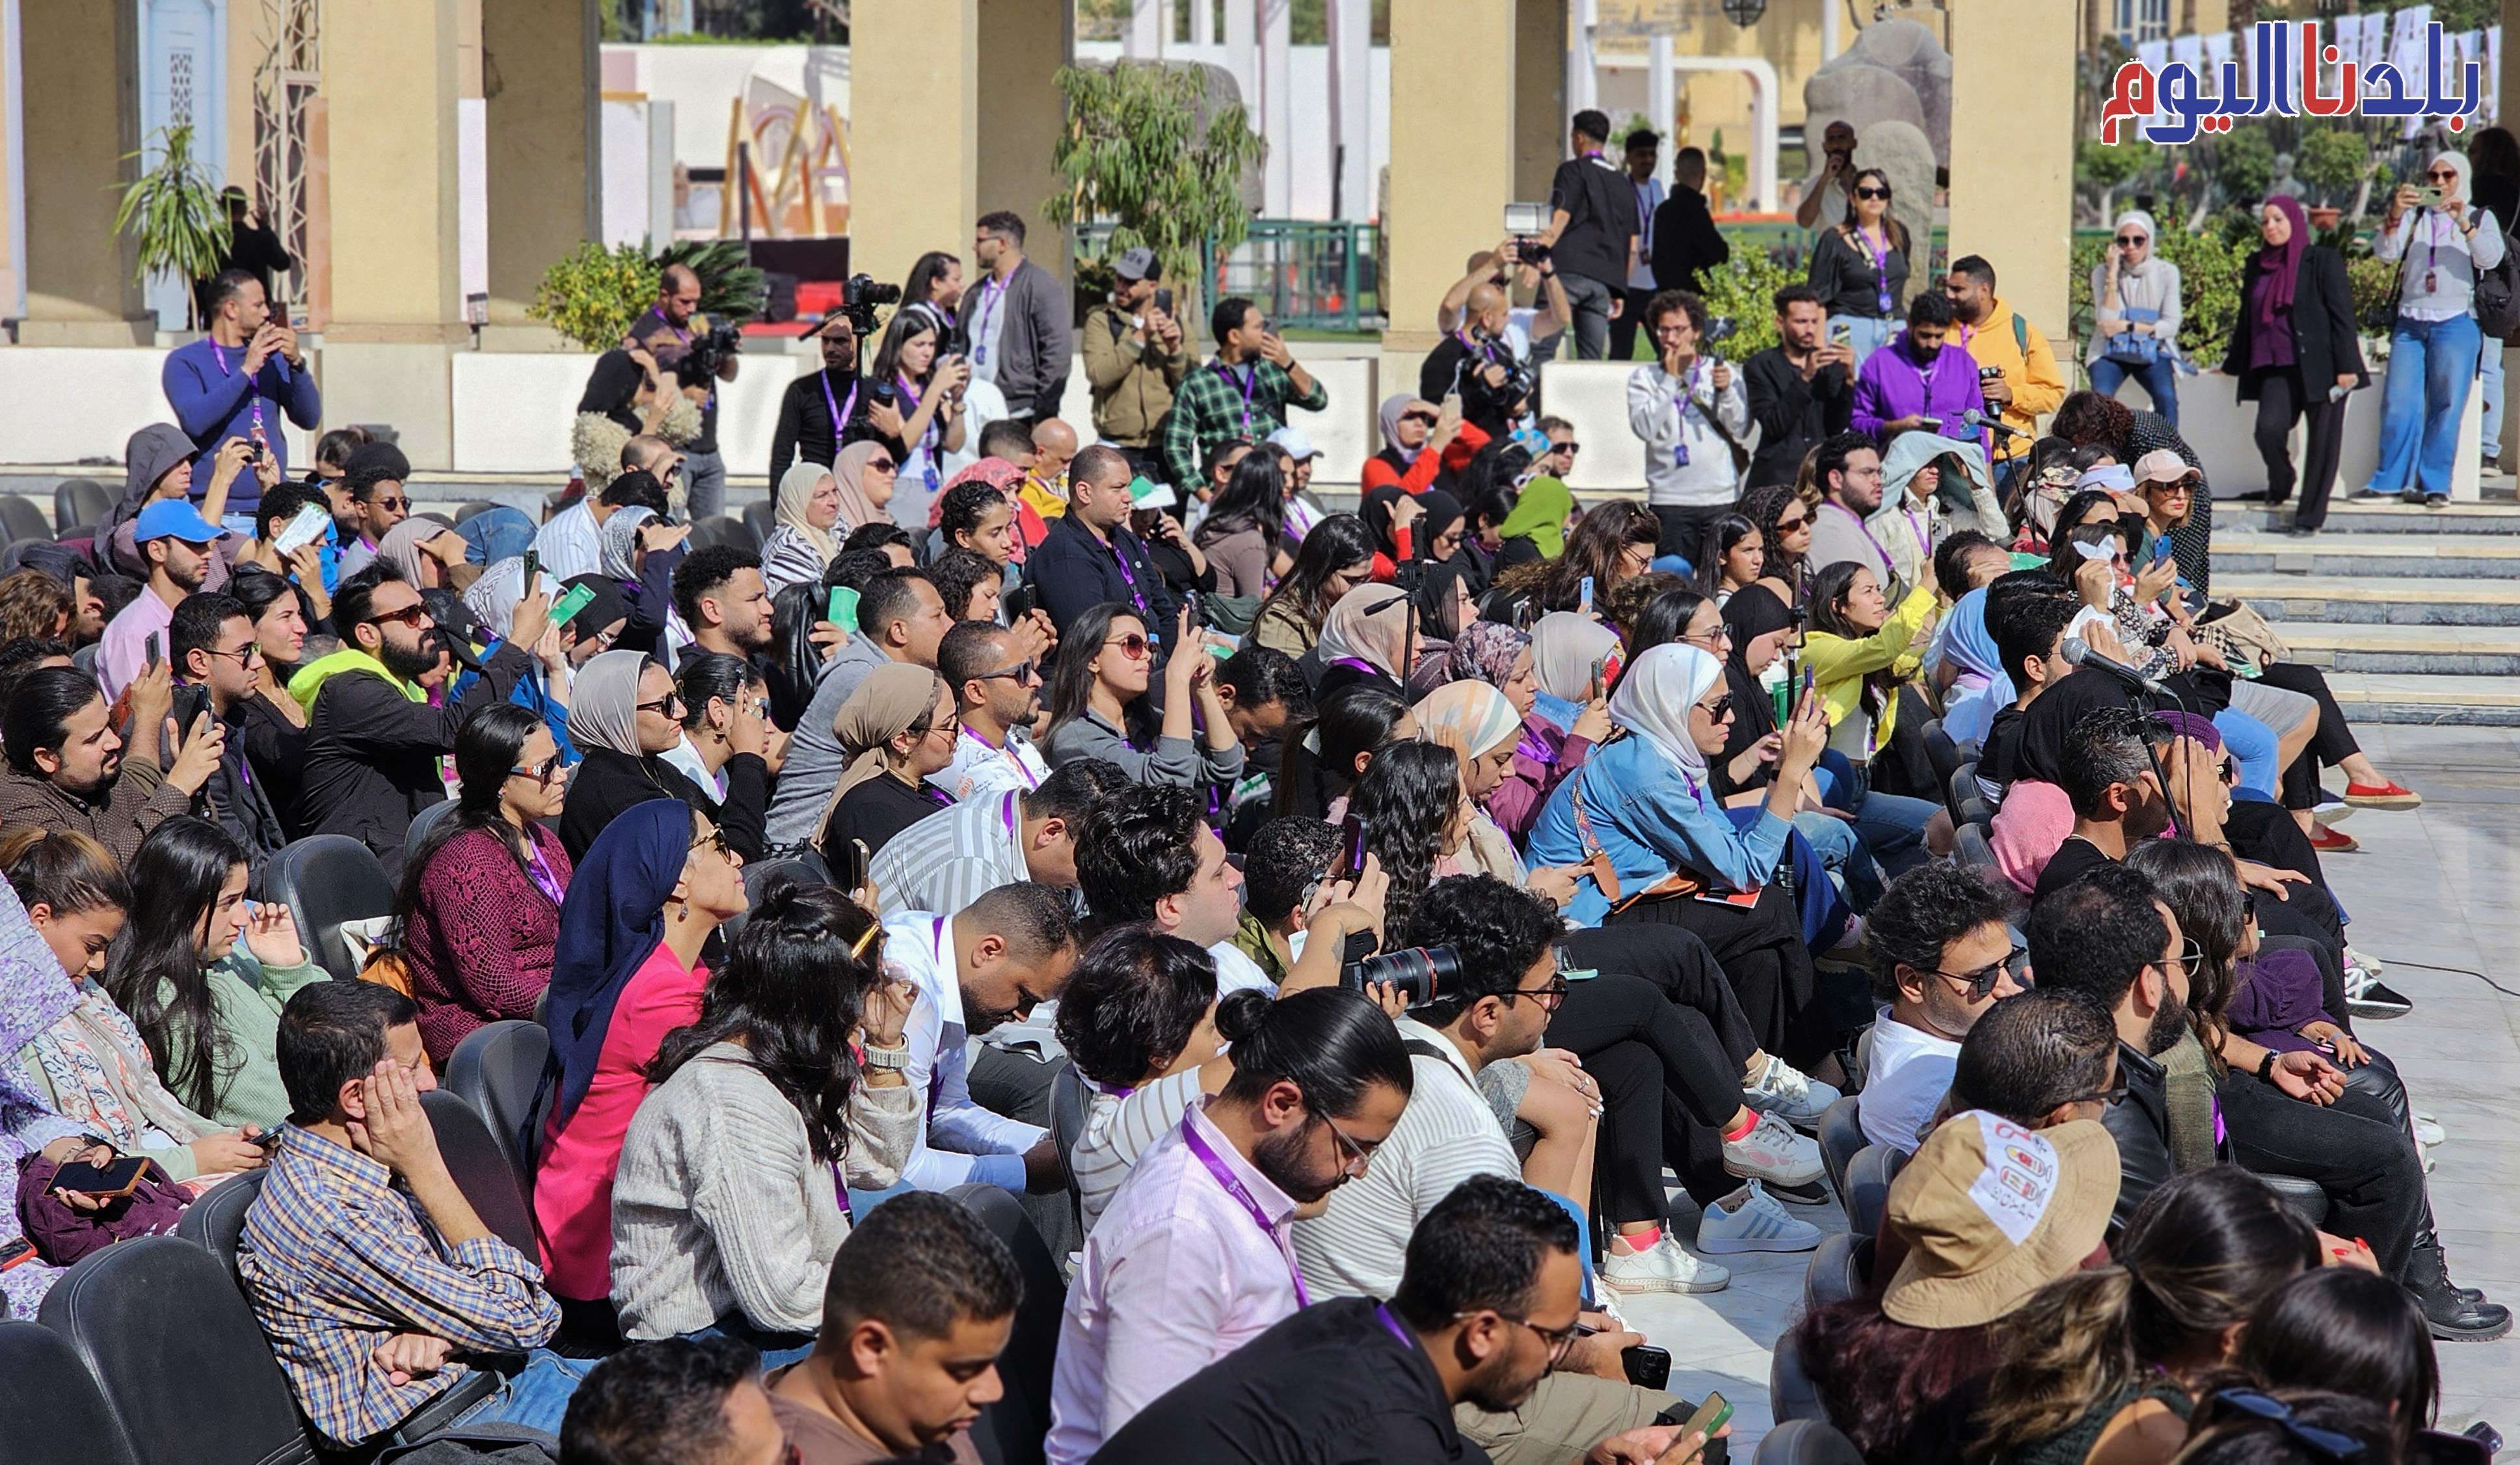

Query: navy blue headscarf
538,798,695,1139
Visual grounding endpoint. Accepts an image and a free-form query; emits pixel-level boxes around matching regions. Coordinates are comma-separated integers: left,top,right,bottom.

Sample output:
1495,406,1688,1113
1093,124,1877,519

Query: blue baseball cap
133,499,227,544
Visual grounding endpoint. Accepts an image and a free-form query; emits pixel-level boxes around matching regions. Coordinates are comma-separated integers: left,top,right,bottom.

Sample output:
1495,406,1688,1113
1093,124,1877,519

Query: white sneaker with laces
1601,1237,1731,1295
2414,1112,2448,1148
1743,1053,1840,1129
1723,1110,1825,1187
1697,1181,1824,1255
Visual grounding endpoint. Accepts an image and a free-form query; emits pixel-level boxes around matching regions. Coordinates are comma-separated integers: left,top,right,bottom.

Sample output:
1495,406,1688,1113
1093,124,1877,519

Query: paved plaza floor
1620,723,2520,1449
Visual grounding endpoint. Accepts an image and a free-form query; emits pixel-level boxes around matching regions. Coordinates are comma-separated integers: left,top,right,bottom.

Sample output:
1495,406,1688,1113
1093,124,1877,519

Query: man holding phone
1745,284,1856,488
1081,247,1190,481
1161,297,1328,493
163,269,322,520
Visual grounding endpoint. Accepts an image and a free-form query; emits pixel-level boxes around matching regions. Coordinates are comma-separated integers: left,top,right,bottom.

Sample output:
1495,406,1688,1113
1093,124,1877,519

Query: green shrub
2067,205,2245,369
530,241,659,351
1697,247,1804,364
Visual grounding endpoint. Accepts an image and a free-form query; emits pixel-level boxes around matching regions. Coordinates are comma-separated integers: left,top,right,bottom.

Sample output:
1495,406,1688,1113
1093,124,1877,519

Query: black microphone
2060,634,2166,695
1960,407,2027,440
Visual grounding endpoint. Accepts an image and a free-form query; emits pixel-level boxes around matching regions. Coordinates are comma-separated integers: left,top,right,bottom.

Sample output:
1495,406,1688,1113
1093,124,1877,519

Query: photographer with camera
1082,248,1192,481
1438,242,1572,366
624,264,740,519
1417,283,1532,439
1626,288,1750,562
768,297,911,483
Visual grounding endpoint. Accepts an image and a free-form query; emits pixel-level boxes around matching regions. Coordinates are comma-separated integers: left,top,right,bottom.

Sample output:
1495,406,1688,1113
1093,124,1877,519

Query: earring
676,899,691,922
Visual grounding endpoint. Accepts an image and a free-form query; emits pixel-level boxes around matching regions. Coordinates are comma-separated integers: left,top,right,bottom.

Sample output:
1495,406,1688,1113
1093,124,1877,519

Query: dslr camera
840,273,902,338
1503,202,1553,269
1340,946,1460,1008
681,318,746,383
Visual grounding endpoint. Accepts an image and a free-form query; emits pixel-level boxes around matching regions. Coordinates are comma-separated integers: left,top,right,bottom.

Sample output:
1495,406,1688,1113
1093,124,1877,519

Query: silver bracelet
861,1043,911,1071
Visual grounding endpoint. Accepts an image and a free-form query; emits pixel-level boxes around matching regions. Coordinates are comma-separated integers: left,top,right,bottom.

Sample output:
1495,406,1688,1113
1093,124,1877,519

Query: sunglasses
974,660,1039,684
1695,694,1736,721
507,757,566,787
2426,169,2461,181
2209,1390,2365,1460
636,693,685,716
1856,185,1892,200
201,644,264,669
1773,512,1810,531
690,824,734,860
369,496,410,513
363,604,429,629
1928,945,2027,1001
1552,440,1581,457
1401,411,1440,427
2115,234,2149,246
868,458,898,474
1103,632,1152,660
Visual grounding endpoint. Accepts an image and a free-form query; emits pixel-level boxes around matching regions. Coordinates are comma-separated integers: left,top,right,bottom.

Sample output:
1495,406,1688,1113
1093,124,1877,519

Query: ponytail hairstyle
1274,681,1411,820
1348,740,1463,945
645,877,885,1162
101,816,252,1115
1215,984,1414,1118
1052,926,1219,1090
1971,1166,2321,1460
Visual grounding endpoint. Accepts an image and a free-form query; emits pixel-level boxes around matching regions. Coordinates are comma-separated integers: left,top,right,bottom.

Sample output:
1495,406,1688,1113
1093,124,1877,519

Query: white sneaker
2415,1112,2448,1148
1697,1181,1825,1255
1601,1236,1731,1295
2311,795,2355,827
1723,1110,1825,1187
1743,1053,1840,1129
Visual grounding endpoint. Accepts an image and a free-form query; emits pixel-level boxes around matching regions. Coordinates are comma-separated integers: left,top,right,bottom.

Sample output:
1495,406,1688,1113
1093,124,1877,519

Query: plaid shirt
1160,356,1329,489
237,1125,561,1447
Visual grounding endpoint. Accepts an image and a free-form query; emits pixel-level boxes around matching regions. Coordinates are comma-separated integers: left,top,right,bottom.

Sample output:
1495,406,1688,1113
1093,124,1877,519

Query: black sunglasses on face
507,758,565,786
370,496,410,513
2115,234,2148,246
975,661,1039,684
1929,945,2027,1001
1696,694,1736,721
1856,185,1891,200
637,693,684,716
1401,411,1439,427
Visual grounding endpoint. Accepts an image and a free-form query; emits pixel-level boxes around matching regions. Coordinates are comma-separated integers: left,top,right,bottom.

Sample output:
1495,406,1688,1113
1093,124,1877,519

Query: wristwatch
862,1043,911,1071
2255,1048,2278,1082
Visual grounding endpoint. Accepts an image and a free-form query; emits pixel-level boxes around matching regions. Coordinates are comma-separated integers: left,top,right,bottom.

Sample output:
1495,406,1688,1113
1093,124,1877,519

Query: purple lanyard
818,370,859,438
1821,501,1894,576
1373,1302,1416,1350
971,276,1008,365
1901,506,1932,561
1105,534,1154,628
521,837,566,907
1179,1114,1310,1308
1217,361,1261,434
1635,182,1654,251
1329,656,1380,679
1857,226,1894,317
211,341,265,438
999,789,1021,844
966,727,1041,789
898,373,942,491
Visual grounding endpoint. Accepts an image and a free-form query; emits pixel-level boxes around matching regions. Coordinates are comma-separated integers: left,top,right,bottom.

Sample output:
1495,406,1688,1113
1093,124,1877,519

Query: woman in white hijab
2370,149,2507,504
762,461,842,594
2087,207,2185,423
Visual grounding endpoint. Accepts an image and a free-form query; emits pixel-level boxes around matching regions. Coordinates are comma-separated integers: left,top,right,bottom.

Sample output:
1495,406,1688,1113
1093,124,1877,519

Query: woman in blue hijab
1931,587,2010,748
531,798,746,1305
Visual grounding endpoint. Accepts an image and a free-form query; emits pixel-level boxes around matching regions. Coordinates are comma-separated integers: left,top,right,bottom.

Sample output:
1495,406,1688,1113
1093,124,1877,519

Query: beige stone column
850,0,979,291
978,0,1073,282
1946,0,2076,347
323,0,466,467
1513,0,1567,208
483,0,598,328
1385,0,1518,356
17,0,148,343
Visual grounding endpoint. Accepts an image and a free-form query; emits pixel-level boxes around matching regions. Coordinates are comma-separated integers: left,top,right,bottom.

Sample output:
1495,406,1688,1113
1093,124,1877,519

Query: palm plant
114,124,231,327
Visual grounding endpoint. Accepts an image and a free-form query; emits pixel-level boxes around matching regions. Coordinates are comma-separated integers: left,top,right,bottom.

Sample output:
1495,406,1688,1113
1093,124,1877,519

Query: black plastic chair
443,1019,554,1196
1767,1327,1829,1427
0,1318,141,1465
2260,1172,2333,1228
403,798,461,868
38,1235,321,1465
174,1168,269,1285
1843,1144,1909,1241
950,1185,1065,1465
422,1089,538,1256
1754,1419,1864,1465
1801,1231,1866,1312
742,500,774,545
53,478,109,535
264,835,395,981
1946,761,1977,824
1047,1062,1091,1233
1,535,49,574
0,496,51,544
1955,822,1999,874
1816,1095,1865,1207
1922,718,1961,788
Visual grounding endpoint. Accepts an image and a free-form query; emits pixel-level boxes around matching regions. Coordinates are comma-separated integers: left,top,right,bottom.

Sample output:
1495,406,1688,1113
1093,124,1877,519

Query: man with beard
768,310,909,483
0,664,222,865
293,564,545,878
98,499,225,699
2035,705,2198,905
1798,429,1894,589
1856,862,2026,1152
169,591,289,880
1090,1176,1722,1465
930,620,1049,803
878,881,1080,1197
1045,984,1414,1465
670,544,776,663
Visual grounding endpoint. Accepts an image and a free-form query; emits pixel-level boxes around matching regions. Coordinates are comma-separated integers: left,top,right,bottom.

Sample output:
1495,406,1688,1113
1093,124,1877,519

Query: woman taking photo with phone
2088,209,2185,427
2368,150,2506,507
1043,603,1244,790
850,308,969,530
1803,167,1910,366
2221,195,2365,535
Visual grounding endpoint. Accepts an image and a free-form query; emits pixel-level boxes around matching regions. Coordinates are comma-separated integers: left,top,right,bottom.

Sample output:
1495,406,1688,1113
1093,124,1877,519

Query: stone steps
2221,497,2520,536
2262,622,2520,677
2218,575,2520,627
2323,673,2520,726
2213,532,2520,580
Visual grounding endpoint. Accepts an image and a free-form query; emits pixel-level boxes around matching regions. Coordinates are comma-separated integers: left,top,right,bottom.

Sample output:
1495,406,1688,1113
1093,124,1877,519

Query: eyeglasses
363,604,429,629
1927,945,2028,1001
1680,627,1731,651
974,660,1039,684
1473,1311,1582,1367
2240,893,2257,924
1855,185,1892,200
1103,632,1152,660
203,644,265,669
2115,234,2149,246
2208,1390,2366,1460
1309,1107,1378,1176
2155,937,2206,981
915,715,963,743
2063,1073,2132,1108
507,757,565,786
637,692,685,716
1695,695,1736,722
690,825,734,861
1507,978,1571,1011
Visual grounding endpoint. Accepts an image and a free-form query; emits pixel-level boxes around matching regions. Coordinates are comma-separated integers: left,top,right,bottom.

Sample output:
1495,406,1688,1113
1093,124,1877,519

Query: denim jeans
686,1317,816,1372
1560,273,1617,361
2370,312,2482,497
2087,353,2182,430
2482,342,2506,461
452,1349,594,1434
1825,312,1896,370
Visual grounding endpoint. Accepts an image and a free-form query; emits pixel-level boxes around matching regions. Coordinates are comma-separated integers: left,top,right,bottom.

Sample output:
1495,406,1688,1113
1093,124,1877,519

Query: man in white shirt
883,881,1082,1196
1856,862,2025,1153
532,446,671,582
931,621,1049,803
870,759,1129,922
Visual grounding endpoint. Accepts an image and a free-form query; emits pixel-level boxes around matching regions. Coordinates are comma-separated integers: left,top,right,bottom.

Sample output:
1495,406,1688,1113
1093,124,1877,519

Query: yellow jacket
1803,584,1938,760
1960,293,2066,461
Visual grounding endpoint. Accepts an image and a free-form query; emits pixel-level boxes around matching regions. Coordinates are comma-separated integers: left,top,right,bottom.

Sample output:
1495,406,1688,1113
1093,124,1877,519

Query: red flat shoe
2343,781,2422,810
2308,826,2360,853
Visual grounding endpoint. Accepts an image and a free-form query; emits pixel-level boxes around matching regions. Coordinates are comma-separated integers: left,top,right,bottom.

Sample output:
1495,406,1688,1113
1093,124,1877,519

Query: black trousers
1559,925,1762,1068
1648,503,1734,568
1600,883,1830,1071
2219,1051,2429,1282
2249,367,2351,529
1609,286,1660,360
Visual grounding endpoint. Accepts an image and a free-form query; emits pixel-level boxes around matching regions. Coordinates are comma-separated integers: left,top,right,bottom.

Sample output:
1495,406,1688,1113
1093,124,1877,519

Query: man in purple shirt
1851,291,1982,448
161,269,321,521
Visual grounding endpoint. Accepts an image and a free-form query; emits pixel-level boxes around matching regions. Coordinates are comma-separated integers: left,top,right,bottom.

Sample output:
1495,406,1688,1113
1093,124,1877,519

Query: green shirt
154,949,330,1131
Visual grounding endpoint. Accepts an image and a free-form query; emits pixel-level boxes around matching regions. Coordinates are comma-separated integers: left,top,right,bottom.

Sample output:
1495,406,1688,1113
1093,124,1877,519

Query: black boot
2409,1243,2512,1341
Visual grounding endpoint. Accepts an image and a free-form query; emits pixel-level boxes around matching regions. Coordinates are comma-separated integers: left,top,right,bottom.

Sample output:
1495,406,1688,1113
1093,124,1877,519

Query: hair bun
1213,988,1274,1046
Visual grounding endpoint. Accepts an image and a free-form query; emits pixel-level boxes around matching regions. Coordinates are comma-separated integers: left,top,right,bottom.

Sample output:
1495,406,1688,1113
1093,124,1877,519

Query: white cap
1267,425,1322,461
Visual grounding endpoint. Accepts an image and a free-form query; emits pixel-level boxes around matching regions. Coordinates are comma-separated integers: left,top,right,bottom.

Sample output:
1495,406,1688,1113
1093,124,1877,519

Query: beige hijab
820,662,946,827
776,460,841,563
830,440,890,538
1315,584,1414,679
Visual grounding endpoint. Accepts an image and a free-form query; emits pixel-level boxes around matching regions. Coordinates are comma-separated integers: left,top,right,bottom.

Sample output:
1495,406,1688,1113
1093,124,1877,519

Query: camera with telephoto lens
840,273,902,336
1340,946,1460,1008
680,319,746,383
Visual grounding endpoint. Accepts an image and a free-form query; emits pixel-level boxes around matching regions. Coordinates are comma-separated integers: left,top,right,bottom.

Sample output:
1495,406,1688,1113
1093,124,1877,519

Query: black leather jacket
2100,1041,2175,1237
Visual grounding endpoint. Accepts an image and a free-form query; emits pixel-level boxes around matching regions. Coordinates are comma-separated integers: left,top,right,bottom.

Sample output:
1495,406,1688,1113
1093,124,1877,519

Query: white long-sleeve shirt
884,911,1047,1192
1628,358,1750,508
2375,206,2506,323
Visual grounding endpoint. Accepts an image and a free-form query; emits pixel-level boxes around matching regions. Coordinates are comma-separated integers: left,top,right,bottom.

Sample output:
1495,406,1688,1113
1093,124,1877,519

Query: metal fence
1071,220,1382,333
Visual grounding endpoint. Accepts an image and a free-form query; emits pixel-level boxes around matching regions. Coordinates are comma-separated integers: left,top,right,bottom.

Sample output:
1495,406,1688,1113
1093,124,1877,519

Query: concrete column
1125,0,1166,57
1328,0,1371,221
1386,0,1516,355
482,0,598,328
16,0,146,343
1514,0,1566,207
1568,0,1598,115
1261,0,1292,216
1648,33,1676,186
1224,0,1256,136
851,0,978,291
1192,0,1214,47
1946,0,2076,346
325,0,466,465
975,0,1070,283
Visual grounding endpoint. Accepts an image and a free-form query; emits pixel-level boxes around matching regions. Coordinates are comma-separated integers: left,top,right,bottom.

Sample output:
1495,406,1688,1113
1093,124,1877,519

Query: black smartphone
50,1155,150,1198
520,548,541,597
252,1127,284,1152
1155,287,1174,314
1622,1343,1671,1391
144,631,163,670
1332,813,1367,883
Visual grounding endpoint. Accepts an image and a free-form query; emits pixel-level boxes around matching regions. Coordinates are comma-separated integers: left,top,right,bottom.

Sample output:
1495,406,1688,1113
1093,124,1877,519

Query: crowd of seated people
0,246,2495,1465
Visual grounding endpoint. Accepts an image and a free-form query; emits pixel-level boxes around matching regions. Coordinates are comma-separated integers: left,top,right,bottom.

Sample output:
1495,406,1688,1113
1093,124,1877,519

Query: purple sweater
1849,337,1984,446
2225,948,2334,1054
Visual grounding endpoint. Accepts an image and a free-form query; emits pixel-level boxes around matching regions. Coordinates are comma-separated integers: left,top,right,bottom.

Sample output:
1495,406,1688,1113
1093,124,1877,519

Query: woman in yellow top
1799,559,1952,876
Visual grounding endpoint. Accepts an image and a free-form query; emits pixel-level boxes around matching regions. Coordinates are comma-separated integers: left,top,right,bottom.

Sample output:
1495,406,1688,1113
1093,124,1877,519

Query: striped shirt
1071,1067,1206,1236
237,1125,561,1447
870,788,1030,921
1291,1019,1521,1302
